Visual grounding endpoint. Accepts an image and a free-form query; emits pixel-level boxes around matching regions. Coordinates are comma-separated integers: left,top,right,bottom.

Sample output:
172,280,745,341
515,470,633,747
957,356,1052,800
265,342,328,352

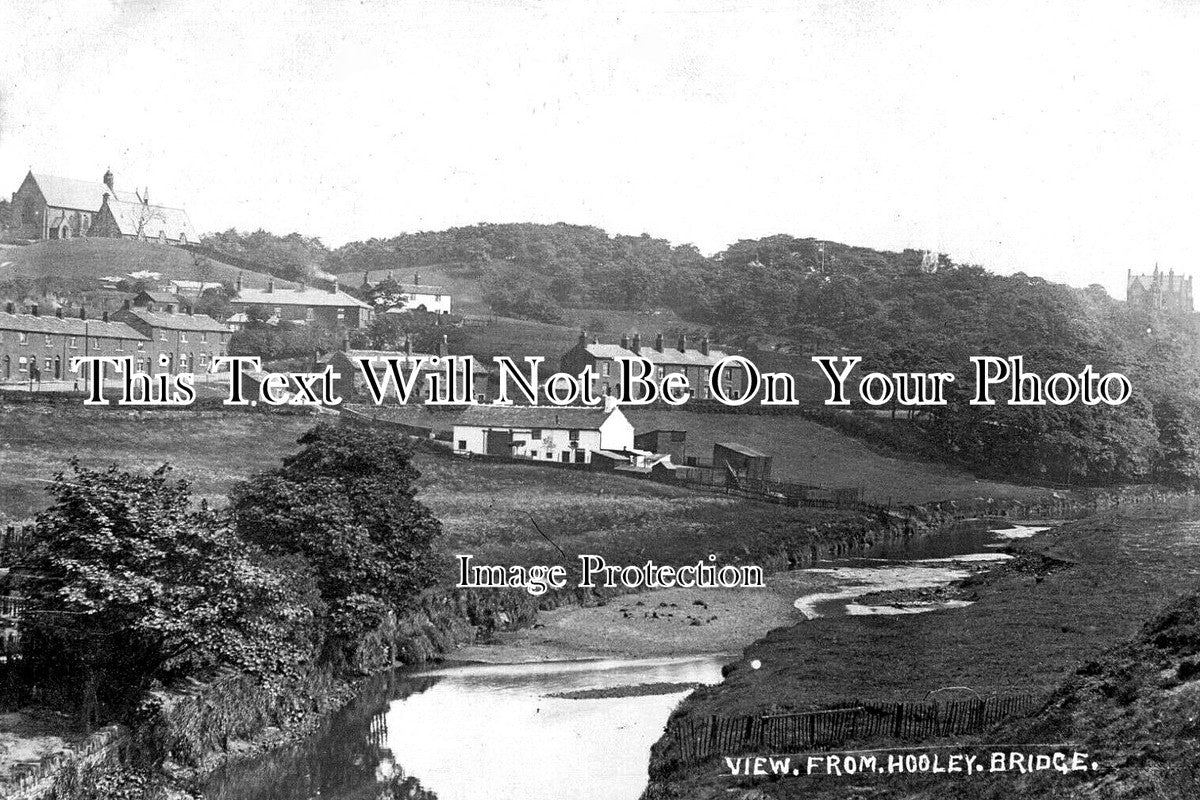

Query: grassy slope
355,404,1049,505
654,507,1200,798
0,238,295,291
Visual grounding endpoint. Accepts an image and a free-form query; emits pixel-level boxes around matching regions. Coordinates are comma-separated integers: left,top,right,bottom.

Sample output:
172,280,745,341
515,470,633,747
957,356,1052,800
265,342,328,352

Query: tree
231,424,442,650
18,462,321,726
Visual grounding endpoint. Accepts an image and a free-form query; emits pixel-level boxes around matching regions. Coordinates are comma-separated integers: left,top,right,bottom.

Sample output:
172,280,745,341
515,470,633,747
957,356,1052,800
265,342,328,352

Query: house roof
136,291,190,307
715,442,771,458
103,198,199,243
0,311,146,340
231,286,371,310
114,308,230,333
581,342,730,367
169,280,224,294
453,405,621,431
30,173,133,211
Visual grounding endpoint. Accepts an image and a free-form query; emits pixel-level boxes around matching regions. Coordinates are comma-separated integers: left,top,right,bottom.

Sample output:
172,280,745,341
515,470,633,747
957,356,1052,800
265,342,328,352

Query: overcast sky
2,0,1197,297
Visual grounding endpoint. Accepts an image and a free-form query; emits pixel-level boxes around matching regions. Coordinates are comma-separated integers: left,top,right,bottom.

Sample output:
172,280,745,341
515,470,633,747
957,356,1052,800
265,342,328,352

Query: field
0,405,844,580
653,504,1200,798
353,403,1048,506
0,239,293,292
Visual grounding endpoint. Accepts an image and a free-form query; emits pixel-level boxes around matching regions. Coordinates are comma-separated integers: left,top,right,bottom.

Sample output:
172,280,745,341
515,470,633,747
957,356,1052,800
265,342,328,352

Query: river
203,520,1052,800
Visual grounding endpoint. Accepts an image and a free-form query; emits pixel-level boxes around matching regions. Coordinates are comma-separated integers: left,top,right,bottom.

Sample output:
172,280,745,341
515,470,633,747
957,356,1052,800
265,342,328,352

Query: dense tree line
16,425,441,726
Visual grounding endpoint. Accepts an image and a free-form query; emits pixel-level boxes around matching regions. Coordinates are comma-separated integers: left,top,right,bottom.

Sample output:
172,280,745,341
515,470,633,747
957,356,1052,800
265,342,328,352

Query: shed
713,442,773,481
633,429,687,462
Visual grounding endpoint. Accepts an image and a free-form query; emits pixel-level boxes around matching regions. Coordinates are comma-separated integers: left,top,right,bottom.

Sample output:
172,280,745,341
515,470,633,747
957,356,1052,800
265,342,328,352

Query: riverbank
643,505,1200,799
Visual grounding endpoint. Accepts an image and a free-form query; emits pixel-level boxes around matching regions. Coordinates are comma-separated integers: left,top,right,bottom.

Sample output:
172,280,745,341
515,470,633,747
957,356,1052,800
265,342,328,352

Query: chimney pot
267,278,275,294
620,334,629,350
30,303,39,317
654,332,664,352
4,302,13,314
103,311,110,323
330,278,338,294
701,336,710,356
80,307,87,320
678,334,686,352
631,333,641,354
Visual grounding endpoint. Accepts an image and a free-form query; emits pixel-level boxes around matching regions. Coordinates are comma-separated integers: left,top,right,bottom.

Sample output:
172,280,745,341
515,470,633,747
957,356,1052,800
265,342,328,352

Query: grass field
654,505,1200,799
0,238,294,292
0,405,845,581
354,403,1047,506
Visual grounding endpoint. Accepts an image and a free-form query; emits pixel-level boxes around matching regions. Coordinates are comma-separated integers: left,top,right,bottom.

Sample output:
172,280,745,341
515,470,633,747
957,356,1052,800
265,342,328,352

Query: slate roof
0,311,146,340
30,173,132,210
453,405,620,431
103,199,198,243
582,342,730,367
715,442,771,458
114,308,230,333
232,286,371,310
136,291,190,307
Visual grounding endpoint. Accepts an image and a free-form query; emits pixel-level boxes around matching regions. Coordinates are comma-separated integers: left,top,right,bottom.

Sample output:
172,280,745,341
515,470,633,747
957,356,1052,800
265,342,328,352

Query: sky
1,0,1197,298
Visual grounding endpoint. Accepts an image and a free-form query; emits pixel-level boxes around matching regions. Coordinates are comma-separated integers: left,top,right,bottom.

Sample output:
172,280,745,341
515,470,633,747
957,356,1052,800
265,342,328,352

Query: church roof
30,173,132,211
102,198,199,243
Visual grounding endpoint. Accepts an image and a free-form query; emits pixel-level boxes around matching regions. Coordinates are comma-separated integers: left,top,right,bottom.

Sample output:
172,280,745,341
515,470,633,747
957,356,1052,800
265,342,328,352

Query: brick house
111,303,232,374
228,276,373,329
559,331,744,401
0,303,147,383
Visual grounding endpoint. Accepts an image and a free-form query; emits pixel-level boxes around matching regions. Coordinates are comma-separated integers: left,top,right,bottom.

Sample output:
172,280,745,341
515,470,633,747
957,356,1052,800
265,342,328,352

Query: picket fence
671,694,1044,765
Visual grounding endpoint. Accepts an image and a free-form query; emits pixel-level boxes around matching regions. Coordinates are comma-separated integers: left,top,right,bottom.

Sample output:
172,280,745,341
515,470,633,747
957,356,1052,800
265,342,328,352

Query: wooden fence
671,694,1043,765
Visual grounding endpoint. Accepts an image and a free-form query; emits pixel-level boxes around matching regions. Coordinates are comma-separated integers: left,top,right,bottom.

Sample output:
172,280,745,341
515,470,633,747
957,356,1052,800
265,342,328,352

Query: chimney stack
330,278,338,295
4,302,13,314
30,303,39,317
267,278,275,294
578,329,586,346
404,336,413,357
414,272,421,287
80,307,87,320
631,333,641,354
103,168,114,191
56,307,63,318
701,336,710,356
620,334,629,350
236,272,244,293
654,332,664,352
341,333,350,352
123,299,131,310
677,334,686,352
103,311,110,322
438,334,449,357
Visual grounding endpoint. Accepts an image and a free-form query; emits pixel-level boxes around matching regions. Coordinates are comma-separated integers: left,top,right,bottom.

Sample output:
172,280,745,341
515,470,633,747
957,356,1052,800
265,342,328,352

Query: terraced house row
0,300,231,384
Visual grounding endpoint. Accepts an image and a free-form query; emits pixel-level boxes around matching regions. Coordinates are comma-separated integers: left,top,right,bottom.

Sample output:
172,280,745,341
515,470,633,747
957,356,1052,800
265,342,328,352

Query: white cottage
452,404,634,464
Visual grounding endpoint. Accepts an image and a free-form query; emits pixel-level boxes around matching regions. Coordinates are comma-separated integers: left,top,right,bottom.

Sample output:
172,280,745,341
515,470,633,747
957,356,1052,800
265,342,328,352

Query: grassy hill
0,238,295,291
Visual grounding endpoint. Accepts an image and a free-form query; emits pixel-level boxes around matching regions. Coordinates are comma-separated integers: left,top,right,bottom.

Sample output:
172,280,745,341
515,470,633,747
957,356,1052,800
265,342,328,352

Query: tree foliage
231,424,442,646
19,462,321,724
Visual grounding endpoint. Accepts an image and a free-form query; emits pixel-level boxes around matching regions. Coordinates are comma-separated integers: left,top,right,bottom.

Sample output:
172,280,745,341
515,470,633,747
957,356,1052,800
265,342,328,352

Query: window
531,428,542,439
116,339,124,352
159,331,167,341
199,352,209,367
201,333,208,343
44,335,53,349
671,431,686,442
180,332,188,343
337,308,345,321
138,340,146,351
530,451,538,459
69,336,78,349
18,332,27,346
457,440,467,450
568,429,580,443
601,362,610,377
603,382,611,395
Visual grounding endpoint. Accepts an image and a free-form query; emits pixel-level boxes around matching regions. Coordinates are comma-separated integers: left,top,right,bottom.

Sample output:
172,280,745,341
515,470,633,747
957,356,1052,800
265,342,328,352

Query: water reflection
204,657,724,800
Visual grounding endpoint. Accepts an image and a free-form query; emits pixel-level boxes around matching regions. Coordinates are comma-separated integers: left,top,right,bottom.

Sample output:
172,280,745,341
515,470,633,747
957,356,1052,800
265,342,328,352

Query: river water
203,520,1051,800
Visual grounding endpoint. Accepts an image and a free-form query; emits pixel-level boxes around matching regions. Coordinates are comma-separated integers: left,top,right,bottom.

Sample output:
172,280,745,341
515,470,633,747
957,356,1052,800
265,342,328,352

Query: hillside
0,238,295,292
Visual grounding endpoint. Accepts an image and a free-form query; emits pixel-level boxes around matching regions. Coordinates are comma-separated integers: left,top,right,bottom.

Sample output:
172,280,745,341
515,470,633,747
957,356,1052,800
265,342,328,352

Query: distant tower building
1127,266,1193,313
